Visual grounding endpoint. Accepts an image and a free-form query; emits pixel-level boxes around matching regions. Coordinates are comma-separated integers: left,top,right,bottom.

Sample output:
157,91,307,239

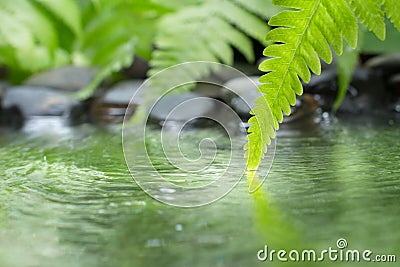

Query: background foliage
0,0,278,98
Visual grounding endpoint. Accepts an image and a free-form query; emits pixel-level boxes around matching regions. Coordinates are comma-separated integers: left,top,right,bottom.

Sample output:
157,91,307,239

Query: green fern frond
0,0,83,80
76,0,168,98
246,0,359,172
151,0,203,10
0,0,74,78
33,0,82,37
382,0,400,31
149,0,273,88
0,0,58,52
348,0,386,40
215,0,269,45
360,20,400,53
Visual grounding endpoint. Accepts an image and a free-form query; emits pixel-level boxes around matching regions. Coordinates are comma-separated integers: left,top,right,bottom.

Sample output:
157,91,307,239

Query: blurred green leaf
0,0,58,51
334,45,359,111
33,0,82,37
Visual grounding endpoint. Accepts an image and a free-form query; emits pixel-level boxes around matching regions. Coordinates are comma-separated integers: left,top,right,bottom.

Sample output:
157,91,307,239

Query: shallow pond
0,116,399,267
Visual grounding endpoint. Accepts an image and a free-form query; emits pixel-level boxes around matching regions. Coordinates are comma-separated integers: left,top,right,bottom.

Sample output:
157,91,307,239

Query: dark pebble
122,56,150,79
0,106,24,129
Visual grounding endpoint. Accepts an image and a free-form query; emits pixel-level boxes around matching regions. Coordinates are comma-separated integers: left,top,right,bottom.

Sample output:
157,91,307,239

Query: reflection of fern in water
246,0,400,173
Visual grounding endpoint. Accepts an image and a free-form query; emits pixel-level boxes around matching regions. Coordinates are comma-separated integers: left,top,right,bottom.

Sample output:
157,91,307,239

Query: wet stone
24,66,97,92
2,86,79,116
0,80,8,93
282,94,319,122
122,56,150,79
0,105,24,129
149,92,215,126
222,76,262,120
305,69,337,94
365,54,400,76
102,80,144,105
90,80,144,124
233,62,261,76
222,76,321,127
209,68,242,84
192,80,225,100
388,73,400,98
339,71,386,114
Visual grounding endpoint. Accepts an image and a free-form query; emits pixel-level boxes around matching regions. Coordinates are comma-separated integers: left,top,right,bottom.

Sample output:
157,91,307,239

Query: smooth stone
304,69,337,94
207,64,254,84
90,101,136,124
222,76,261,97
0,66,7,79
102,80,144,105
388,73,400,97
0,80,9,92
305,68,379,112
122,56,150,79
305,68,367,93
0,105,24,129
282,95,319,123
2,86,78,116
233,62,261,76
68,98,93,125
221,76,262,120
394,100,400,113
24,66,97,91
149,92,215,124
89,80,144,124
229,89,260,119
192,81,225,99
210,68,241,83
223,76,320,127
365,54,400,75
336,71,386,114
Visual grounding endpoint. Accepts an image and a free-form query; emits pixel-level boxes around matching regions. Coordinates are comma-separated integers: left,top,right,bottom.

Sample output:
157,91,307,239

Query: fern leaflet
246,0,400,175
149,0,274,93
246,0,358,172
382,0,400,31
348,0,385,40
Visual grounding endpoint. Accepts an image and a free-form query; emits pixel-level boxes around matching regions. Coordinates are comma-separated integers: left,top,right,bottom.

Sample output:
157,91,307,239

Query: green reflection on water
0,119,399,267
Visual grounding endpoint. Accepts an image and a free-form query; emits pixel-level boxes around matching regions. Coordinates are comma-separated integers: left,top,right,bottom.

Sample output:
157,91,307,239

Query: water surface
0,117,399,266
